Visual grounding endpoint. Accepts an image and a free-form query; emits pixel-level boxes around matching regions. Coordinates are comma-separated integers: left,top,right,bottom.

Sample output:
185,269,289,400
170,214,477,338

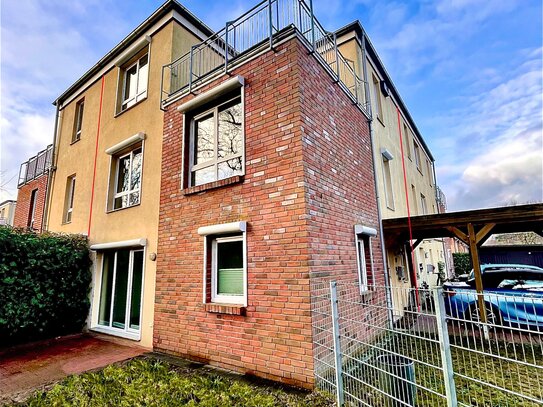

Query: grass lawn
12,357,333,407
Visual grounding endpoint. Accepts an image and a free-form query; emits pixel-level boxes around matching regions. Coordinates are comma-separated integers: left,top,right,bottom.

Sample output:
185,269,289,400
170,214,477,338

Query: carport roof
382,203,543,247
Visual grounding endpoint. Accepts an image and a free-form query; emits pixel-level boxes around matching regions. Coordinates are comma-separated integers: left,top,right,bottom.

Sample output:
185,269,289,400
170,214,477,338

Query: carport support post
467,223,489,339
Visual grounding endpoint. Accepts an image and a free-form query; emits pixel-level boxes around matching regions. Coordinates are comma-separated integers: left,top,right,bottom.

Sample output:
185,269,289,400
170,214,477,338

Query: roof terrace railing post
224,22,230,72
309,0,316,50
333,32,340,79
268,0,274,49
189,45,195,93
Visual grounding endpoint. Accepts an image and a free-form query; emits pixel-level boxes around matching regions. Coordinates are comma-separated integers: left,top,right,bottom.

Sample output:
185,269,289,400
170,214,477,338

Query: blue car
443,269,543,329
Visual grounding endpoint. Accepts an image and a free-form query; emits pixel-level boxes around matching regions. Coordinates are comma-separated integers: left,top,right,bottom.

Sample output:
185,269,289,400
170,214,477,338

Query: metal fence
312,280,543,406
17,144,53,187
162,0,368,114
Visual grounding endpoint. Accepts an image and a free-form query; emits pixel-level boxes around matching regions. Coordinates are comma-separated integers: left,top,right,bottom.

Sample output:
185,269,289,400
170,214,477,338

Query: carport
382,203,543,323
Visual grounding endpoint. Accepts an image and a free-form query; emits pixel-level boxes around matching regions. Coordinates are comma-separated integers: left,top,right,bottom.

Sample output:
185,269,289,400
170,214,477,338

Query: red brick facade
13,175,49,232
155,36,382,387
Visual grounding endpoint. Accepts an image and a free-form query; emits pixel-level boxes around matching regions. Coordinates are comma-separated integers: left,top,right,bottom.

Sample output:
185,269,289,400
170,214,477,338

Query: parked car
443,268,543,329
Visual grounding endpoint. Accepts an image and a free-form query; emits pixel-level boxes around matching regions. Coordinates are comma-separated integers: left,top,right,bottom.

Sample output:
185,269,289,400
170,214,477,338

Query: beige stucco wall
0,201,16,225
338,35,446,314
46,21,201,348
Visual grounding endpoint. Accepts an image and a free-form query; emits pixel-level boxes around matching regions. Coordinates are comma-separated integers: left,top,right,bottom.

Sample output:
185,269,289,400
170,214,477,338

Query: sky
1,0,542,211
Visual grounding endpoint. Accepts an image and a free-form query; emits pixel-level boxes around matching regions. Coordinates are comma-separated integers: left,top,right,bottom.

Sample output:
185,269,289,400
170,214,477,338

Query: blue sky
1,0,542,210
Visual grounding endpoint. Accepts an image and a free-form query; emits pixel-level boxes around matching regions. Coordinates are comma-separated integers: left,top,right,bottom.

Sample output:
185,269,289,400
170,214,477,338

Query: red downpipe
396,107,420,309
87,75,105,237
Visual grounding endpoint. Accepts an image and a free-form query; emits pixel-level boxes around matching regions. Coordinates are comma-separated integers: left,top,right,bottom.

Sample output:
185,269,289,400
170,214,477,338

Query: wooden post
467,223,487,325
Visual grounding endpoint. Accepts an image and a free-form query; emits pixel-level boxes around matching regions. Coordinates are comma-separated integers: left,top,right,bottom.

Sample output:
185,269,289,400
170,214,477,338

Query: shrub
0,227,92,346
452,253,472,276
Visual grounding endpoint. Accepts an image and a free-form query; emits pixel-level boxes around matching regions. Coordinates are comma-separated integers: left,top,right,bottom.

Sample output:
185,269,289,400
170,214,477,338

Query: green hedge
0,227,92,346
452,252,472,276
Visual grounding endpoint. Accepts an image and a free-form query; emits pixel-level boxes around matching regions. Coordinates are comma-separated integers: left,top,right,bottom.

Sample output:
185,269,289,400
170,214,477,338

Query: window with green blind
212,236,245,303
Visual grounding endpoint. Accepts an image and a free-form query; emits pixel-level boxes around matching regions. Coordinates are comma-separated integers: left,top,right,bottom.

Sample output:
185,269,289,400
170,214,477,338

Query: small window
420,193,428,215
356,234,374,292
382,155,394,210
64,175,76,223
212,235,245,304
403,123,411,159
427,159,433,185
411,185,418,213
72,99,84,143
27,189,38,229
118,51,149,113
110,145,143,210
371,75,383,121
414,142,422,170
188,95,244,187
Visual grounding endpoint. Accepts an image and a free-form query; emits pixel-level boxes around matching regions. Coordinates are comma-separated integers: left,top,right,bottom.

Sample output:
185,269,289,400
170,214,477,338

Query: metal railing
162,0,368,114
17,145,53,187
312,280,543,406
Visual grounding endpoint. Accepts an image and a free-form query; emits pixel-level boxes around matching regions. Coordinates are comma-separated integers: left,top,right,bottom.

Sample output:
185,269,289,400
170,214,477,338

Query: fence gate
311,280,543,406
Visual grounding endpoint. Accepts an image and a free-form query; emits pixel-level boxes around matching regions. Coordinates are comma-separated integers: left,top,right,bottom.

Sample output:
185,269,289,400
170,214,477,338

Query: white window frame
354,226,376,294
119,52,149,112
65,176,76,223
92,247,145,341
72,99,84,143
211,235,246,304
189,94,244,187
111,145,143,211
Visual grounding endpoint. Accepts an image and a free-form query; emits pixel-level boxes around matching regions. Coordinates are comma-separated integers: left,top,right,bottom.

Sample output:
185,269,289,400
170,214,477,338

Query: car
466,263,543,280
443,268,543,329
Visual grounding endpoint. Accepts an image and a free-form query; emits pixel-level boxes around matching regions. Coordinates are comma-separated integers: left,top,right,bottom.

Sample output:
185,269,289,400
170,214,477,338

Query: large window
98,249,144,335
111,146,142,210
72,99,84,143
189,95,243,187
64,175,76,223
118,52,148,112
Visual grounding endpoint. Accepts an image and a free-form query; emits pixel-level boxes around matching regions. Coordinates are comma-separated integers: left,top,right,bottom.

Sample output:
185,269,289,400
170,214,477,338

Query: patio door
98,248,144,335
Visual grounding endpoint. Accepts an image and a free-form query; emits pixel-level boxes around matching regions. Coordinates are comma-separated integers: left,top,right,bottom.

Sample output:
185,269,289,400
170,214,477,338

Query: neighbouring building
0,200,16,226
42,0,440,388
336,23,446,312
13,145,53,231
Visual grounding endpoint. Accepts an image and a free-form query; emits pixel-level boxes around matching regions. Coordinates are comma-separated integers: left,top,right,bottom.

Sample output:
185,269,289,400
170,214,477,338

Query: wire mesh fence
311,280,543,406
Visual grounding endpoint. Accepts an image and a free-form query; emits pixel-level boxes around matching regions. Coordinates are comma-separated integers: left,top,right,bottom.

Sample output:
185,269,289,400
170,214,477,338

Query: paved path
0,334,146,403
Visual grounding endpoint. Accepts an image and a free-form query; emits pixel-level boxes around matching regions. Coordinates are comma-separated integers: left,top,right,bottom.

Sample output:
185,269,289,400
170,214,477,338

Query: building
42,0,441,388
13,145,52,231
44,1,213,348
336,24,446,307
0,200,16,226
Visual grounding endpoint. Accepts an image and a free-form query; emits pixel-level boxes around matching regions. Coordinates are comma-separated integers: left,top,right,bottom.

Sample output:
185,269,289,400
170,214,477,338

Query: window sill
376,116,385,127
106,202,141,214
204,303,246,316
182,175,243,196
114,97,147,118
70,138,81,146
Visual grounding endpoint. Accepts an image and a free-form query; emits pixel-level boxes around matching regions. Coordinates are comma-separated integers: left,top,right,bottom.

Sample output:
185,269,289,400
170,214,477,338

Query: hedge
0,227,92,346
452,252,472,276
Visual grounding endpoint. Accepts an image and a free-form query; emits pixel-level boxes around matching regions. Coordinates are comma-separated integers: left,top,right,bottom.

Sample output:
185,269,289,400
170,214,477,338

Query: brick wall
155,35,381,388
13,174,49,232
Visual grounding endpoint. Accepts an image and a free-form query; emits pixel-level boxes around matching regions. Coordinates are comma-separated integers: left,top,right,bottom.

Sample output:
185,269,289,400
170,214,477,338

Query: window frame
107,141,144,212
27,189,38,229
116,48,149,114
64,175,76,223
93,247,146,341
355,227,376,294
72,99,84,143
371,74,384,122
382,154,395,210
210,235,246,304
414,142,422,171
420,193,428,215
188,94,245,188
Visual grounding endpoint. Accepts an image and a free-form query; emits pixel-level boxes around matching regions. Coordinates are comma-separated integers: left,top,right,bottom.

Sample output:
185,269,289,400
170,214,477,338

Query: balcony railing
18,144,53,187
161,0,369,114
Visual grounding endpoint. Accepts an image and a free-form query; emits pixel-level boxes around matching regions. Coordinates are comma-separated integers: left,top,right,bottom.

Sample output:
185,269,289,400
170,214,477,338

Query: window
382,155,395,210
427,159,433,185
421,193,428,215
72,99,84,143
403,123,411,159
27,189,38,229
212,235,245,304
98,249,144,335
64,175,76,223
111,146,143,210
414,142,422,170
411,185,418,213
354,225,377,293
189,95,243,187
118,51,148,112
371,75,383,121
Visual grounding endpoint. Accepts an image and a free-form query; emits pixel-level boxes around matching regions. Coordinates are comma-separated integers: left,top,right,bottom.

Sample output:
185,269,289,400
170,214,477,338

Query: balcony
18,144,53,187
161,0,369,115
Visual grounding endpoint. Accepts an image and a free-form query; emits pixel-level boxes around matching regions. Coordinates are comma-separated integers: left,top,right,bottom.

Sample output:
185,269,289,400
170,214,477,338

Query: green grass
12,358,333,407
